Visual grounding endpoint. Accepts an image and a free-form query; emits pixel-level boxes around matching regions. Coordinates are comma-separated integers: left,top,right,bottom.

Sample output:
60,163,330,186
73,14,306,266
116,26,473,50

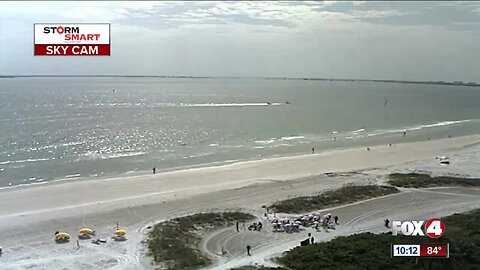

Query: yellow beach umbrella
55,232,70,239
79,228,93,235
114,229,127,237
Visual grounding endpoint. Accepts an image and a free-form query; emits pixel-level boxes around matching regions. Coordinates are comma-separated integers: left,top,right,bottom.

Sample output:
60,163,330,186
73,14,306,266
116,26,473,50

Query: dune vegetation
146,212,255,270
388,173,480,188
269,185,399,213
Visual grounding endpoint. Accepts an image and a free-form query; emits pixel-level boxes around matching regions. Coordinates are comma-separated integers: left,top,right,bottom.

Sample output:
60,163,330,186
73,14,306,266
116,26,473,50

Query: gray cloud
1,1,480,82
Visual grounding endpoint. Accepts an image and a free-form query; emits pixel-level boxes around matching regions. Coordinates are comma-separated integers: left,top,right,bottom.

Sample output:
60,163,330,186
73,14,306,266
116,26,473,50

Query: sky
1,1,480,81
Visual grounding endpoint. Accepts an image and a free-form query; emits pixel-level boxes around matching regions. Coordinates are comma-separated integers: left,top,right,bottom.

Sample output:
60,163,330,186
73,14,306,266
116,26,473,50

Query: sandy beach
1,135,480,269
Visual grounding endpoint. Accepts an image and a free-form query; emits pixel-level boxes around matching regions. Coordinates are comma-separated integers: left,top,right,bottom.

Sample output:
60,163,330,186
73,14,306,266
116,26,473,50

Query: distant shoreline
1,74,479,87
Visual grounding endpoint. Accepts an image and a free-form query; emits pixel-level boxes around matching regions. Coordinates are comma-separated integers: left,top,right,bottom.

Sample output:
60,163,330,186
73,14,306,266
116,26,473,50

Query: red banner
34,44,110,56
419,244,448,257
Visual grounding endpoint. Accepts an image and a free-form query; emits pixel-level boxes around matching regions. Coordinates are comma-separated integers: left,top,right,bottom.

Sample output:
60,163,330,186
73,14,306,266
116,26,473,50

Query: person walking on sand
312,147,315,154
152,167,156,174
334,216,339,225
385,218,390,228
236,221,239,232
310,237,314,244
246,245,251,256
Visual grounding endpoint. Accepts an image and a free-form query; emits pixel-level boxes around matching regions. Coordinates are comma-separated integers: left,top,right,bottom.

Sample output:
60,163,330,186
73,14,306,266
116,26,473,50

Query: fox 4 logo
392,218,445,238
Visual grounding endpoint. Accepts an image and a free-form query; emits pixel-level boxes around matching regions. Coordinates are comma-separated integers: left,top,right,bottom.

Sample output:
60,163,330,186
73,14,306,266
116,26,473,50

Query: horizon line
1,74,479,86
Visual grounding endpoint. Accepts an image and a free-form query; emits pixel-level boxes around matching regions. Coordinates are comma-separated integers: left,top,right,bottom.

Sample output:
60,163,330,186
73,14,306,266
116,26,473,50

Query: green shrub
269,185,399,213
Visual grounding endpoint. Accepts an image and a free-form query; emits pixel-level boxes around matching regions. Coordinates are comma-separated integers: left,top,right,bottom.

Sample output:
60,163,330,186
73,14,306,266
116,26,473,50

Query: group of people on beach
247,221,263,231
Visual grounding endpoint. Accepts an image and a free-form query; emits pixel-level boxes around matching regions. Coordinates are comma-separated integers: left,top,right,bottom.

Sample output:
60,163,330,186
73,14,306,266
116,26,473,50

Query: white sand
1,135,480,269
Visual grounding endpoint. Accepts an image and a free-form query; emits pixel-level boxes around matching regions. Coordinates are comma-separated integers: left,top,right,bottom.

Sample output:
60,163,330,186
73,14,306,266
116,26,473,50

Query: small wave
254,139,276,144
219,145,244,148
65,173,81,178
367,119,476,137
352,128,365,134
61,141,84,147
209,143,219,147
408,119,473,131
182,152,214,159
280,136,305,141
0,157,51,165
101,152,146,160
272,143,292,148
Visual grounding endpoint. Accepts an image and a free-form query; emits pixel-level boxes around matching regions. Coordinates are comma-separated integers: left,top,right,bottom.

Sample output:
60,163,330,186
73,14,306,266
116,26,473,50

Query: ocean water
1,77,480,188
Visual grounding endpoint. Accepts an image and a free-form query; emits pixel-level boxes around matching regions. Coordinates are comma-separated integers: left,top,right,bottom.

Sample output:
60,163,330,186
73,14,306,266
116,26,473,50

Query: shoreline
1,134,480,222
1,132,478,192
1,134,480,269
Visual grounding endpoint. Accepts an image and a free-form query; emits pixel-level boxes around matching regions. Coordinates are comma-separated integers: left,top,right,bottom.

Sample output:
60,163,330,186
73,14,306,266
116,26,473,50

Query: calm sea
1,77,480,187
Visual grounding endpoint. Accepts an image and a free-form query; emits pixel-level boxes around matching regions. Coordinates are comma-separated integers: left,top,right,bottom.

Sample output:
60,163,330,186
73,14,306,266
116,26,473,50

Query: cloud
349,9,417,19
353,1,366,6
323,1,337,7
1,1,480,81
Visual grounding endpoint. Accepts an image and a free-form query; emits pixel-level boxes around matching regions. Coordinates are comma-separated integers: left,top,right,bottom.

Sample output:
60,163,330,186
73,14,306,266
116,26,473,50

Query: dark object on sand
92,239,101,245
92,238,107,245
152,167,156,174
248,222,262,231
247,245,251,256
440,160,450,165
334,216,339,224
311,237,315,244
385,219,390,228
300,238,310,246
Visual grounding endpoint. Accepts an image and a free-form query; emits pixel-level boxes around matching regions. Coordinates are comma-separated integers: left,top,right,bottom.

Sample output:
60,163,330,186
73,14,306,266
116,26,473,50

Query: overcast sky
1,1,480,81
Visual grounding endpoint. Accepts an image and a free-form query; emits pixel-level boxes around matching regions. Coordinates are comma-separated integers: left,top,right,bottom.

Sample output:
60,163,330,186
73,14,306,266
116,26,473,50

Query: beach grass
146,212,255,270
275,208,480,270
268,185,399,214
388,173,480,188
